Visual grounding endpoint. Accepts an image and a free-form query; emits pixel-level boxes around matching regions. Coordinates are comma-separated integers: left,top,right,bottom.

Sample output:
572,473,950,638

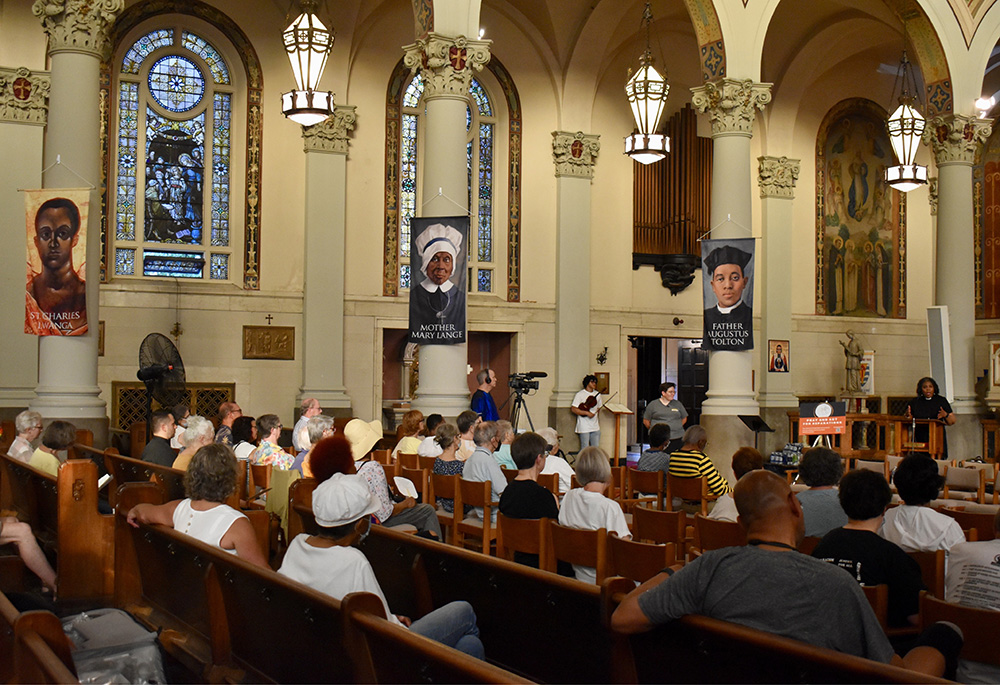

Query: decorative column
691,79,770,471
548,131,600,442
299,106,356,416
757,156,800,448
403,34,490,418
923,115,990,421
31,0,123,441
0,67,49,412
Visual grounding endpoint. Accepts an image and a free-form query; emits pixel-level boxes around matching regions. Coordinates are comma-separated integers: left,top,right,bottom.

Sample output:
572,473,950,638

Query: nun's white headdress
415,223,463,274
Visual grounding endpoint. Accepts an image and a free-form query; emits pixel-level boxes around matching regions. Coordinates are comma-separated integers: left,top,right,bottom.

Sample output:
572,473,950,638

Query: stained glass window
398,75,496,292
115,248,136,276
210,253,228,280
399,112,418,262
114,28,234,282
181,32,230,84
116,82,139,241
122,29,173,74
148,55,205,112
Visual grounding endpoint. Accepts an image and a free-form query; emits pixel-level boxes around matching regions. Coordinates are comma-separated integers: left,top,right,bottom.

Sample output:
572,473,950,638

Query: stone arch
684,0,727,81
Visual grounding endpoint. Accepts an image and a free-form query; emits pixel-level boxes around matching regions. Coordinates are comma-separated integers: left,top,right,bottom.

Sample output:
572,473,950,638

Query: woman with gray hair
296,414,335,476
172,415,216,471
7,410,42,463
127,443,267,568
558,447,631,583
795,446,848,537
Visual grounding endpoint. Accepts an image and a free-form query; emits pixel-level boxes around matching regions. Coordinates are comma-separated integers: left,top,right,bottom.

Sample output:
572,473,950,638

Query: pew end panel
56,459,115,600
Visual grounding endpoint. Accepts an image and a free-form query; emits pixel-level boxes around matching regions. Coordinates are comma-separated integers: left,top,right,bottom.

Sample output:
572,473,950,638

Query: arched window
384,58,522,301
110,27,234,281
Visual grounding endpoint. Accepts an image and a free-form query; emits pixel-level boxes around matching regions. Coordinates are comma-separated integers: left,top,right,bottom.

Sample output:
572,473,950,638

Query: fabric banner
701,237,755,351
25,188,90,336
408,216,468,345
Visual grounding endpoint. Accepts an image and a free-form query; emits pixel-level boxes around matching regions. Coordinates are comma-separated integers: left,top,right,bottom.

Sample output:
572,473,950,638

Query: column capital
923,114,991,166
33,0,124,58
757,155,800,198
551,130,600,178
0,66,50,125
402,33,490,101
691,79,771,136
302,105,357,154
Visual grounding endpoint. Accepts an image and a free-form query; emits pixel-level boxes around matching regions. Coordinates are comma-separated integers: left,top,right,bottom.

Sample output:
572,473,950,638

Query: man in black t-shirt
812,469,924,628
499,431,569,573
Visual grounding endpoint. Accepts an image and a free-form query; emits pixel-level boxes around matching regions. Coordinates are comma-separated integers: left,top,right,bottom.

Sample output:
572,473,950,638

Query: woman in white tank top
126,443,268,568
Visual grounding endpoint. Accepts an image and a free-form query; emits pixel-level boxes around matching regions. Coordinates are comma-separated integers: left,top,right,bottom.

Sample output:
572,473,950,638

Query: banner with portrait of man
408,216,468,345
24,188,90,336
701,237,755,351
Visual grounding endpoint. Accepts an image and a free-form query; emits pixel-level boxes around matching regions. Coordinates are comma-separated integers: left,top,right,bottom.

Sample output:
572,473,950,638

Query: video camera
508,371,547,393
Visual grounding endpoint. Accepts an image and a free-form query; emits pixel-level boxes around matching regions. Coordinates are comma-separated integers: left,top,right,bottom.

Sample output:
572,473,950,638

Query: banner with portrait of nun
701,237,755,351
24,188,90,336
408,216,468,344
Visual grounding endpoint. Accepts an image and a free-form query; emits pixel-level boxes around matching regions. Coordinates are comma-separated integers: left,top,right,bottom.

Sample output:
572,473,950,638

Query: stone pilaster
30,0,124,441
549,130,601,449
757,156,800,450
922,115,991,416
690,79,771,479
299,106,357,415
402,34,491,418
0,67,50,411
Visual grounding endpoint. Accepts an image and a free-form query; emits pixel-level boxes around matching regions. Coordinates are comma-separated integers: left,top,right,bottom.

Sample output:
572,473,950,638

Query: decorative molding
924,114,992,165
552,131,600,179
757,155,800,198
0,67,50,125
929,176,939,216
33,0,124,58
402,33,490,100
690,79,771,136
302,106,357,154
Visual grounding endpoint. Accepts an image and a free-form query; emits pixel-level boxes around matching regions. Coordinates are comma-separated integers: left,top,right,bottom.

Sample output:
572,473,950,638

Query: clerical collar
419,278,455,294
716,301,743,314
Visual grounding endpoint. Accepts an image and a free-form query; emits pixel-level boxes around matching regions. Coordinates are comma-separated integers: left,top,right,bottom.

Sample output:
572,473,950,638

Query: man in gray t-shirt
612,470,958,678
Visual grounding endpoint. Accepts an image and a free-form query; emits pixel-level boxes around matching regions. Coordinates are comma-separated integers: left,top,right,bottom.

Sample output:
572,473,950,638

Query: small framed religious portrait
595,372,610,395
768,339,789,373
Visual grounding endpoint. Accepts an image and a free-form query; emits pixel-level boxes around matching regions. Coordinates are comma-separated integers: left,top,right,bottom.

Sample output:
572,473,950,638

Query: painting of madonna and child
816,98,905,319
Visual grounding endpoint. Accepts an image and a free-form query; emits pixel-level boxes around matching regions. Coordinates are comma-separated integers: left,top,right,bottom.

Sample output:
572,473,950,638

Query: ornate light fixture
884,15,927,192
281,0,335,126
624,3,669,165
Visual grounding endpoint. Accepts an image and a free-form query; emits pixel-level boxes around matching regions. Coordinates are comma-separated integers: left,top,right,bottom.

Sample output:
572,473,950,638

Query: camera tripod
506,390,535,432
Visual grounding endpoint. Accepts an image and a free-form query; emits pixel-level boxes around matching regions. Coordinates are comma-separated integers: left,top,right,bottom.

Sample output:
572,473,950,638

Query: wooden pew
612,609,948,683
113,482,524,683
0,454,113,601
102,449,186,506
362,525,621,683
1,591,77,684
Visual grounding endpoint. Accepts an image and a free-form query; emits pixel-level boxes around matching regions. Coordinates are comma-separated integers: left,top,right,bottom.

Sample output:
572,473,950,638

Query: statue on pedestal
840,330,863,393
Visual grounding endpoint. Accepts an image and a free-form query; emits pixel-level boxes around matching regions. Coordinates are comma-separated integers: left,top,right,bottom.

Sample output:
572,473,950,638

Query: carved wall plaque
242,326,295,360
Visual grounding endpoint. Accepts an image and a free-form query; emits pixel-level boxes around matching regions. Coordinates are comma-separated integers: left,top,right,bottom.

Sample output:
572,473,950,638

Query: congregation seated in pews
11,406,1000,684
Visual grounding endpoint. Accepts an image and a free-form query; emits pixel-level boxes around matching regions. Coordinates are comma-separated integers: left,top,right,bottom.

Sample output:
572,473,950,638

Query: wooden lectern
603,403,634,466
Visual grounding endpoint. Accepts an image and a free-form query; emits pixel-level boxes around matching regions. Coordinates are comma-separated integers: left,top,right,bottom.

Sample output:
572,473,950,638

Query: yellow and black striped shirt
667,449,732,496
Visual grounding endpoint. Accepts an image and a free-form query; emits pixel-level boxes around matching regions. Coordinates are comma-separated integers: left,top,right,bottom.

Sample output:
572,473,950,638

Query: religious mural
974,123,1000,318
815,98,905,319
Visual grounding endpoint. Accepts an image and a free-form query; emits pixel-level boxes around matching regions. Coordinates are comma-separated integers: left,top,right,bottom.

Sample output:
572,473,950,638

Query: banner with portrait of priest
701,238,755,351
24,188,90,336
408,216,468,344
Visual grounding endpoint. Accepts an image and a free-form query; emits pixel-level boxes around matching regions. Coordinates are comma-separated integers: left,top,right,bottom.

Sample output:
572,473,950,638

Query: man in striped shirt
667,425,731,496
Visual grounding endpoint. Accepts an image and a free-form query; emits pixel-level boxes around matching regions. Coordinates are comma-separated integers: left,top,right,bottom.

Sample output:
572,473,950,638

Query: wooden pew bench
1,590,77,684
114,482,518,683
0,454,114,601
100,448,186,507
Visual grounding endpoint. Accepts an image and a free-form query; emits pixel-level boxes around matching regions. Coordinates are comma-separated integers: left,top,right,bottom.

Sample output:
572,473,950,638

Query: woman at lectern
904,377,955,458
